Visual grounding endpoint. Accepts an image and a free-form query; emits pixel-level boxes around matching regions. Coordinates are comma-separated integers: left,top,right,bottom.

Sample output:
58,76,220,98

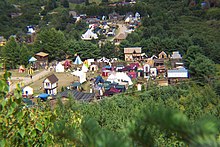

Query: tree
46,0,57,11
183,45,203,68
61,0,69,8
189,54,217,84
19,44,31,66
1,37,20,69
34,28,67,61
100,41,116,58
68,40,100,59
0,71,55,146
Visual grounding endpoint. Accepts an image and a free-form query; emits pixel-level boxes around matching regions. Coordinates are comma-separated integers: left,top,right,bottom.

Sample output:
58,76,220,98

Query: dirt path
9,70,52,92
111,23,128,41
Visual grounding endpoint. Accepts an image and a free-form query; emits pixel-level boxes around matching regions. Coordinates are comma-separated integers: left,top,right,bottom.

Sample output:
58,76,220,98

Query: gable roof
158,51,167,59
115,33,127,40
57,90,95,101
124,47,142,54
44,74,58,83
171,51,182,59
35,52,49,57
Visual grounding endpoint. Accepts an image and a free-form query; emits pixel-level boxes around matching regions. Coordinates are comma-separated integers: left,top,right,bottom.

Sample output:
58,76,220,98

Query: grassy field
28,71,100,95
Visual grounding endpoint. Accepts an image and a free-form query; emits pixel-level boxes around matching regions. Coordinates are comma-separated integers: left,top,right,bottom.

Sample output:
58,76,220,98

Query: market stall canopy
107,72,133,85
74,56,83,64
29,57,37,62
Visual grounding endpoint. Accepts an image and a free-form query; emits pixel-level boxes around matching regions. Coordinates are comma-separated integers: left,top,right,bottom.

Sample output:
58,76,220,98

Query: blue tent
104,65,111,69
38,93,49,101
71,82,81,88
29,57,37,62
95,75,104,84
74,56,82,64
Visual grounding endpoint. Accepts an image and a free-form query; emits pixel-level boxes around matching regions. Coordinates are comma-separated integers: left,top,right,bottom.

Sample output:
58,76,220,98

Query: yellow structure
0,36,6,46
158,51,167,59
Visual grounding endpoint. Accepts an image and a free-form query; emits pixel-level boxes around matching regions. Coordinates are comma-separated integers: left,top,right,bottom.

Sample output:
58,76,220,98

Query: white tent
81,29,98,40
103,25,110,29
90,64,98,71
107,72,133,85
71,70,87,83
74,56,83,64
87,59,95,65
55,62,65,72
23,86,33,96
125,17,130,23
97,57,110,63
81,64,88,72
135,12,141,20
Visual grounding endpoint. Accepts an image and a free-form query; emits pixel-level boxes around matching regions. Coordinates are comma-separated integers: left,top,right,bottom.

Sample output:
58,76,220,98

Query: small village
6,47,188,104
0,8,190,105
0,0,219,146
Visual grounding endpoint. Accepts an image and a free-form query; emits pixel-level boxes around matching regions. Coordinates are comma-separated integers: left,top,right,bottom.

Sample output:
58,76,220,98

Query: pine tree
61,0,69,8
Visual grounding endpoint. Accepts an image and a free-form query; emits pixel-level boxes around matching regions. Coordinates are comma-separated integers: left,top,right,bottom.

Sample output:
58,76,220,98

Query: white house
143,64,150,78
23,86,33,96
43,74,58,95
150,68,157,77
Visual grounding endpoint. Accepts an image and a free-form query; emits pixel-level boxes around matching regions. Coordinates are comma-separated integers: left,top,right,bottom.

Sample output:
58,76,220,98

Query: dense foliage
1,71,220,146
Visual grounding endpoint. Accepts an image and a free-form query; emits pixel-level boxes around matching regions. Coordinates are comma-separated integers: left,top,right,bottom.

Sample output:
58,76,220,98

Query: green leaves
0,73,55,146
19,126,25,138
36,123,43,132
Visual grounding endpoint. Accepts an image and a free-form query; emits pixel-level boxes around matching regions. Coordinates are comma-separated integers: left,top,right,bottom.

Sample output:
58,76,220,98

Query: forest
0,0,220,146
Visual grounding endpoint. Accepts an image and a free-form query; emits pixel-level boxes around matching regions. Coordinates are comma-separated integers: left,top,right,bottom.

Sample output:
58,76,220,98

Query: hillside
0,0,220,146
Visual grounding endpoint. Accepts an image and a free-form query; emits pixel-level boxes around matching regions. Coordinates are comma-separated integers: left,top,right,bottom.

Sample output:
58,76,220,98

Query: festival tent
97,57,110,63
116,65,124,71
95,75,105,84
71,69,86,83
90,64,98,71
29,57,37,62
83,60,89,68
70,82,81,90
102,70,111,77
18,65,25,73
38,93,49,101
87,59,95,65
107,72,133,85
125,17,130,23
81,64,88,72
55,62,65,72
104,87,120,96
81,29,98,40
74,56,83,64
63,60,71,69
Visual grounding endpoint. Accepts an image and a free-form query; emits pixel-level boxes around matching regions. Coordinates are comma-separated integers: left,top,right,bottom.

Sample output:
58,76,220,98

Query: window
46,83,50,86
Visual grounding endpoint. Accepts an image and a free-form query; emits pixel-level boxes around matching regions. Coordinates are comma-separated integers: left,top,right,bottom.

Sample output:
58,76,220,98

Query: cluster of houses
78,11,141,43
123,47,188,85
0,26,36,46
1,9,141,46
21,47,189,103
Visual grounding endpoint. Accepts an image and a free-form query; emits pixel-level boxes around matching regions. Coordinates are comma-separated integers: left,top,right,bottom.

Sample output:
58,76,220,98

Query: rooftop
124,47,142,53
35,52,49,57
